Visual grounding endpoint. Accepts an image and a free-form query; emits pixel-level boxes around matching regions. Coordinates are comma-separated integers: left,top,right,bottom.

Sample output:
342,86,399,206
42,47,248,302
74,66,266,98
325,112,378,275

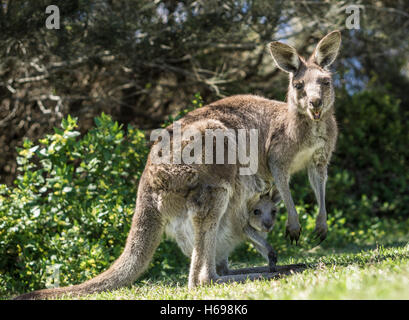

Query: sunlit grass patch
63,242,409,300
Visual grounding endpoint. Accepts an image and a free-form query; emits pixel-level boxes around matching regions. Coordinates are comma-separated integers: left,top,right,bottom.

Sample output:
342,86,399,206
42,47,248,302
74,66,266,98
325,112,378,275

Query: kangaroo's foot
206,263,308,285
313,218,328,244
214,272,279,284
227,263,307,275
214,264,307,285
285,220,302,244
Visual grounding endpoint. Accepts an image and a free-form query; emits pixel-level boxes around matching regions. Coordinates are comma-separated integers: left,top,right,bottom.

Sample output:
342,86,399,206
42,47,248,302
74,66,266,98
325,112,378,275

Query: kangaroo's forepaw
313,221,328,244
285,221,301,244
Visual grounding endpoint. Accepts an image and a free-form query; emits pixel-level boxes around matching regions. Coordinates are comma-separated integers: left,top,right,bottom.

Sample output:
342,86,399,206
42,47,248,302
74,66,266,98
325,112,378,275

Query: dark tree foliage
1,0,408,203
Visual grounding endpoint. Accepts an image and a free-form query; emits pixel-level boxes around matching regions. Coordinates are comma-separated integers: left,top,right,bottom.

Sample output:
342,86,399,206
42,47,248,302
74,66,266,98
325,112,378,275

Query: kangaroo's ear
269,189,282,204
312,30,341,68
268,41,300,74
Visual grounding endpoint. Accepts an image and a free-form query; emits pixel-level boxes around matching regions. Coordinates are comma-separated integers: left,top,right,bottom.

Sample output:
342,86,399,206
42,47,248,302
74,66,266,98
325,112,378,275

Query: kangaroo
166,191,281,278
14,31,340,299
244,194,280,273
223,193,279,274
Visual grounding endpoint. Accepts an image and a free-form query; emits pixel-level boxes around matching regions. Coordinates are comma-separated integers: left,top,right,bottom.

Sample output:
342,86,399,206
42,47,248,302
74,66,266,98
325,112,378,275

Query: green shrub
0,113,149,295
333,89,409,221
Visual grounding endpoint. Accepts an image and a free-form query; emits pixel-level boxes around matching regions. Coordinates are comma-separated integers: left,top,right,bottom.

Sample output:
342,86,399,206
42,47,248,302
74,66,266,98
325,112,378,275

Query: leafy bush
333,88,409,220
0,114,149,295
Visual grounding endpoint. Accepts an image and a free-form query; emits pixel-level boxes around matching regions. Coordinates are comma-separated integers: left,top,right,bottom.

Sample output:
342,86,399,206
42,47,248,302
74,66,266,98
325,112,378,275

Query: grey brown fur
166,191,281,278
14,31,340,299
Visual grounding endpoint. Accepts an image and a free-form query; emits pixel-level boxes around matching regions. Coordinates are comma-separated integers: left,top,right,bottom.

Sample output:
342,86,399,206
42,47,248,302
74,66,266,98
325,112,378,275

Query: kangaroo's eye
254,209,261,216
294,81,304,90
322,79,331,86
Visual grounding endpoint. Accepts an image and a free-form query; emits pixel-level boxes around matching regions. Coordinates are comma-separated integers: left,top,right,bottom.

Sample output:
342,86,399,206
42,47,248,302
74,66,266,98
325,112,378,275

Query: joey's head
268,31,341,122
248,192,281,233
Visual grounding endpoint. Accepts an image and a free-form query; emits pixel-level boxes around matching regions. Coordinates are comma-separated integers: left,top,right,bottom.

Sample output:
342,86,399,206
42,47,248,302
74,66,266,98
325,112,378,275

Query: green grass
49,241,409,300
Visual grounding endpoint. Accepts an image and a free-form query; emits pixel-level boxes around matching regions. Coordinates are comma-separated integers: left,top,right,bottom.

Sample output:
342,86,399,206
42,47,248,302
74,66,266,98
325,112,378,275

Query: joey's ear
268,41,300,73
269,189,282,204
311,30,341,68
272,193,281,205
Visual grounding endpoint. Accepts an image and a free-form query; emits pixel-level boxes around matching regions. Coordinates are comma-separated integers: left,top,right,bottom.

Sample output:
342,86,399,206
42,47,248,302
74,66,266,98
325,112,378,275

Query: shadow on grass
7,240,406,297
139,240,408,289
138,262,311,289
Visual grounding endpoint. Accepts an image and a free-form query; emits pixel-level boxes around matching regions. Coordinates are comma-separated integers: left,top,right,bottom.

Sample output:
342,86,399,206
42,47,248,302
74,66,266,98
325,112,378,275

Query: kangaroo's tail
14,182,163,300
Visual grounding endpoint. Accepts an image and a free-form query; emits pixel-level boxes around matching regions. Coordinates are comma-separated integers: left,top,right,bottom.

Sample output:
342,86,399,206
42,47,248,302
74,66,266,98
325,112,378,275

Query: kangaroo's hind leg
188,184,231,288
188,184,304,288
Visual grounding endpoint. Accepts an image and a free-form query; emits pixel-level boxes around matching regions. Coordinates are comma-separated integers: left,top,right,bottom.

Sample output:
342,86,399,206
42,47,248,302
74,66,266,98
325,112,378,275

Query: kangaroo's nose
309,98,322,109
263,221,273,230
